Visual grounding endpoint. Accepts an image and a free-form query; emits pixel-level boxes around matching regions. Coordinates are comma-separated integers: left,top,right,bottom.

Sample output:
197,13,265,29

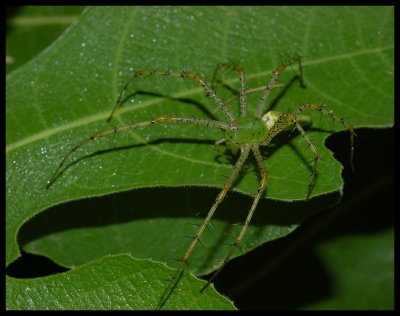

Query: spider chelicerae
47,54,355,309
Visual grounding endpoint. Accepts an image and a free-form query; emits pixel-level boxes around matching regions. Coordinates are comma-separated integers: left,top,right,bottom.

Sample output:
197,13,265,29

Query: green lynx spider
47,55,355,309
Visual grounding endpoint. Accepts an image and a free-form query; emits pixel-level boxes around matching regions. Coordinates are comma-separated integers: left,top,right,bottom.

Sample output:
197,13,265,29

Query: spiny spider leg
156,144,252,310
211,62,241,89
211,63,247,117
261,103,355,199
108,70,235,123
223,85,284,106
213,138,231,160
292,116,320,199
46,116,228,189
294,103,355,171
200,102,355,292
201,144,268,291
295,103,355,186
47,54,355,310
255,54,304,118
211,57,303,116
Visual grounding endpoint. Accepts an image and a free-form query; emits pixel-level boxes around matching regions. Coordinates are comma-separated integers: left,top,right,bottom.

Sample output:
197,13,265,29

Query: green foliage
6,6,85,73
303,228,394,309
6,6,393,310
7,254,235,310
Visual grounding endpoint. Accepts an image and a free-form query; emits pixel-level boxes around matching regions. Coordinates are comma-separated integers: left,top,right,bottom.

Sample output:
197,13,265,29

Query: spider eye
230,122,239,131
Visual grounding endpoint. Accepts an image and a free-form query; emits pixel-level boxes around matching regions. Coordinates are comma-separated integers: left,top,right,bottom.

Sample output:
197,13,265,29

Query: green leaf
6,254,235,310
6,6,85,74
6,6,394,310
303,228,394,310
19,187,339,273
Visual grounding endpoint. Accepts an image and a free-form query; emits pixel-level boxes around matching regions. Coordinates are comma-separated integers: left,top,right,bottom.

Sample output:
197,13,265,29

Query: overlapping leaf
6,6,394,310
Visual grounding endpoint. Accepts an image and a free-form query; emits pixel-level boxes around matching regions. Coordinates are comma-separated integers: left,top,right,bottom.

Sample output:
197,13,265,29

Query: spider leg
213,138,233,160
156,144,251,310
293,103,355,199
211,84,287,116
201,144,268,292
260,109,321,200
109,70,236,123
255,54,304,118
294,103,355,171
46,116,228,189
292,117,320,200
211,63,248,117
259,103,354,199
211,62,240,90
